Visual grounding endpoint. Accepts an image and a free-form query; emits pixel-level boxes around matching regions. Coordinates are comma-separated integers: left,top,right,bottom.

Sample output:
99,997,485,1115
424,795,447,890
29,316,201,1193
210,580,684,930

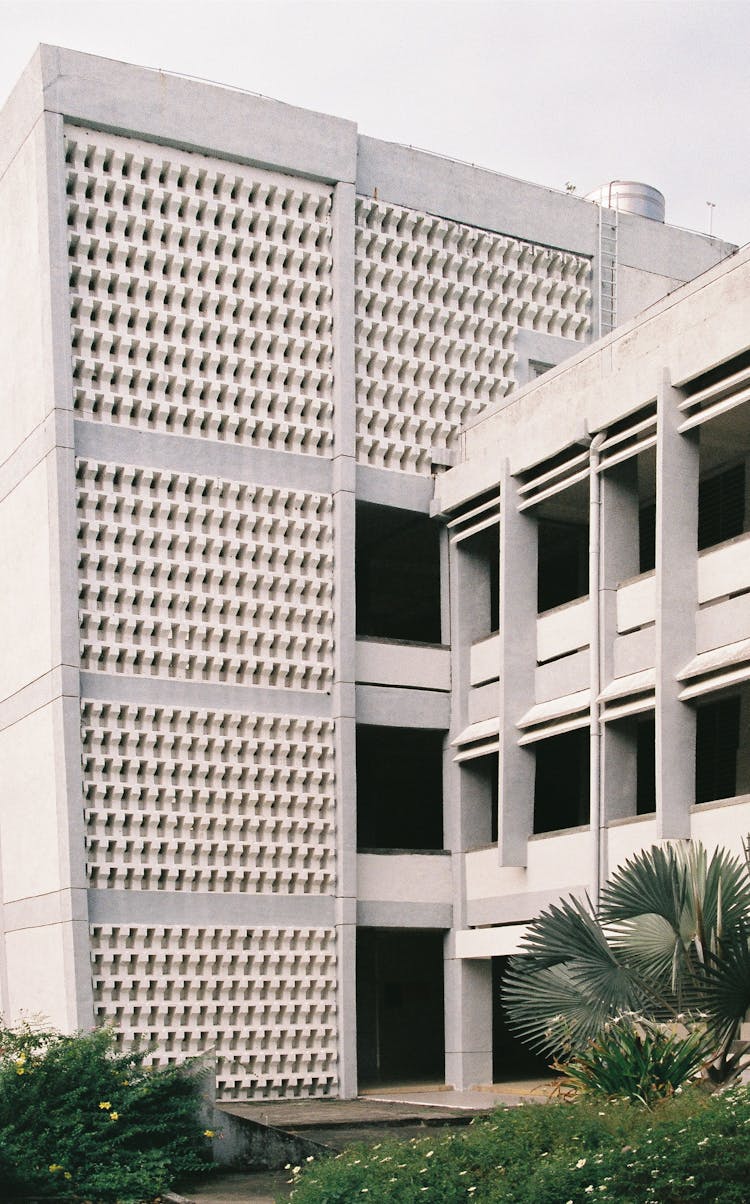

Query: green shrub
556,1013,713,1107
0,1018,213,1202
284,1086,750,1203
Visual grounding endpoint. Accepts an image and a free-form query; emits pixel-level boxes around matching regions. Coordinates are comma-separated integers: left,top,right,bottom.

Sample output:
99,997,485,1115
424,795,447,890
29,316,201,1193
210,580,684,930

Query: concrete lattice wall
354,197,591,474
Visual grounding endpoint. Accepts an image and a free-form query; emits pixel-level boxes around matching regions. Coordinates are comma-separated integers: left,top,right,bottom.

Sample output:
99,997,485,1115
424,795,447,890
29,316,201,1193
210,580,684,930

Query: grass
281,1084,750,1203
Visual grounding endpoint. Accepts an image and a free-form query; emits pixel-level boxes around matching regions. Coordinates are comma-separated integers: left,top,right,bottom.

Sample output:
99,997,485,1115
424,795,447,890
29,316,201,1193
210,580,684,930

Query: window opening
698,464,746,551
636,713,656,815
695,695,741,804
533,728,590,834
462,752,499,846
537,520,588,612
357,725,444,850
356,502,442,643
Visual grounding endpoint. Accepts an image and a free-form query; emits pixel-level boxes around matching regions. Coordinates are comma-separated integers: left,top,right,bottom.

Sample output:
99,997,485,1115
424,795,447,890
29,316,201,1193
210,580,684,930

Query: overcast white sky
0,0,747,244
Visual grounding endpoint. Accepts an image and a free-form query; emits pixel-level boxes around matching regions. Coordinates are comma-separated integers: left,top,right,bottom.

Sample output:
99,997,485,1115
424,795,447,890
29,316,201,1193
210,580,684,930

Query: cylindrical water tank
584,181,665,223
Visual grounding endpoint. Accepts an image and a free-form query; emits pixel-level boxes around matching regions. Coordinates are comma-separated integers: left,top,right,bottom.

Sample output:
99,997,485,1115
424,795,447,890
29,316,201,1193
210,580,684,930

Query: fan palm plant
502,839,750,1085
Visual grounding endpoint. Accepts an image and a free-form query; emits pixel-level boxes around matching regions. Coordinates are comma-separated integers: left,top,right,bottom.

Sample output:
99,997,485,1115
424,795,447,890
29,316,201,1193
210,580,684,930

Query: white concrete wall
0,97,90,1031
0,464,54,698
0,122,52,465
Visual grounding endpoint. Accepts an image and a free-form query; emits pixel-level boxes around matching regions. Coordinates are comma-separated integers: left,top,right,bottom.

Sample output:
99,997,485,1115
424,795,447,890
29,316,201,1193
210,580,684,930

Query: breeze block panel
81,701,336,894
90,924,338,1098
76,461,334,691
354,196,591,473
66,128,334,456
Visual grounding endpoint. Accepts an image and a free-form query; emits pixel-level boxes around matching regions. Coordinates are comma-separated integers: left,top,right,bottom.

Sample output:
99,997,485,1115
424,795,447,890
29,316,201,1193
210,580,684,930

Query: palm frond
501,896,644,1056
702,930,750,1040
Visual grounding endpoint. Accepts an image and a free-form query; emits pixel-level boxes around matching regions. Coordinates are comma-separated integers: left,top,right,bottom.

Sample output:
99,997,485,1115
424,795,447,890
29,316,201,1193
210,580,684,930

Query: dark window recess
462,752,499,845
356,502,442,643
639,503,656,574
537,520,588,613
357,725,444,850
636,714,656,815
464,524,499,635
698,464,746,551
695,696,741,804
534,728,590,834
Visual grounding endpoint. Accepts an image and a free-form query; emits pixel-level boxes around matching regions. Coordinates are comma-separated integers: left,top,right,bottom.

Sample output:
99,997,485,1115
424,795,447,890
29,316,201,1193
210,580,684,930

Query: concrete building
0,46,740,1099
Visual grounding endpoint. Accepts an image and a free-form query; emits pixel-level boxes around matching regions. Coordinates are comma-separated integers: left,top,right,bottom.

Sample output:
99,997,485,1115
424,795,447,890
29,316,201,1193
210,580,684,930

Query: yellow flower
49,1164,64,1174
110,1111,119,1121
16,1067,25,1076
203,1129,215,1138
16,1053,26,1065
64,1172,72,1180
98,1100,111,1110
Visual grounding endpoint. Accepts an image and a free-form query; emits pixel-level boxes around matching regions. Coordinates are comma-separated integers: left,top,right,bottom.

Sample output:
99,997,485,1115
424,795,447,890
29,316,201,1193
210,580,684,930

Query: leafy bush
555,1013,713,1107
283,1086,750,1203
0,1019,213,1202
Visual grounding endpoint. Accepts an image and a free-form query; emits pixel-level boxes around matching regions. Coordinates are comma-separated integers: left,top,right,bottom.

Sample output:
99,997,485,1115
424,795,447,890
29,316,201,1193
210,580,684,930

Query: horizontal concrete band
0,665,79,731
74,425,444,518
80,672,333,718
356,900,453,928
355,465,435,513
43,47,358,185
0,409,72,505
355,683,451,728
465,885,588,928
356,136,598,257
88,888,337,928
75,421,334,496
3,888,89,932
3,889,455,934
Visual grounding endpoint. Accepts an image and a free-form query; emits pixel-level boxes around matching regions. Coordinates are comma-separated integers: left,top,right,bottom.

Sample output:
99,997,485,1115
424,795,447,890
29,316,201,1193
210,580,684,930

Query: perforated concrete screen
81,704,336,894
76,462,334,691
90,925,338,1097
66,129,334,455
354,197,591,474
66,121,339,1099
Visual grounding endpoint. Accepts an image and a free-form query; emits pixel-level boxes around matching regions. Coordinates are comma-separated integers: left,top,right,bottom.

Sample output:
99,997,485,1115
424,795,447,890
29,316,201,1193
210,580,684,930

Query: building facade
0,46,738,1099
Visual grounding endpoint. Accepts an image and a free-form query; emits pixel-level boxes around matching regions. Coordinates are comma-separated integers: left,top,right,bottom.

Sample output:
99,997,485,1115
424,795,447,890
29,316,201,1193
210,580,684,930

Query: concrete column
655,371,699,839
497,461,537,866
46,110,94,1031
0,110,93,1031
443,510,495,1089
444,941,493,1089
599,459,640,685
331,179,358,1097
599,459,641,827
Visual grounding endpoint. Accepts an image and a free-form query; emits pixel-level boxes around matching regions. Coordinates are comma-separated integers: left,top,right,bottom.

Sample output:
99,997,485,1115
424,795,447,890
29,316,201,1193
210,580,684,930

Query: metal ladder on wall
598,205,618,337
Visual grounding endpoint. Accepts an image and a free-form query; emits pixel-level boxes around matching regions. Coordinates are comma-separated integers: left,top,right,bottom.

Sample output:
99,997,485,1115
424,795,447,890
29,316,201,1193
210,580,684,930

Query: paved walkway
177,1169,293,1204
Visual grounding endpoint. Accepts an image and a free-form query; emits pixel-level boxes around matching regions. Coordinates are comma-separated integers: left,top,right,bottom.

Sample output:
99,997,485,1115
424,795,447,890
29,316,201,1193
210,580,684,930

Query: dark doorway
357,929,445,1086
492,957,552,1081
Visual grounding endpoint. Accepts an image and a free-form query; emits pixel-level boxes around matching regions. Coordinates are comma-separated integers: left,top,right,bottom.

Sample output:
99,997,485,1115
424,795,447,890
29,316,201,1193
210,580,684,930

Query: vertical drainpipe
589,433,607,910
